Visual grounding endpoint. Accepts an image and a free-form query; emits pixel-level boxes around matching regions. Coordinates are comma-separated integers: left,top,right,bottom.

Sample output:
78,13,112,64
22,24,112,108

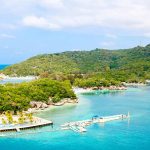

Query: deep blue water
0,65,9,70
0,87,150,150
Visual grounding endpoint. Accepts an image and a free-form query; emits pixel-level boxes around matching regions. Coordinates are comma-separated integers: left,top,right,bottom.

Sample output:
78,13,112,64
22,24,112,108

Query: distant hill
2,45,150,77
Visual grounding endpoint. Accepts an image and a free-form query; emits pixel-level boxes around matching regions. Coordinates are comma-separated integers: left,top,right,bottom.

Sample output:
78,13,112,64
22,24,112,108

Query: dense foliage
74,70,148,88
0,79,76,112
0,45,150,112
2,45,150,80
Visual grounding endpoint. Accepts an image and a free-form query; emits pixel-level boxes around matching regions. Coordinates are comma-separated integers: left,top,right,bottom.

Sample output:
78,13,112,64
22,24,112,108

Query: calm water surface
0,65,9,70
0,65,34,84
0,87,150,150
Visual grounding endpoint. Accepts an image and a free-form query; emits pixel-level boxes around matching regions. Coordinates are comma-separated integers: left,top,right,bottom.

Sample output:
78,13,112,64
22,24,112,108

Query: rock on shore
29,98,78,111
30,101,48,109
53,98,78,106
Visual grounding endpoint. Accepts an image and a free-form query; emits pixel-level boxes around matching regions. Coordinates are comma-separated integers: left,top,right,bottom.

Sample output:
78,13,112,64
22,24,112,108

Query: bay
0,86,150,150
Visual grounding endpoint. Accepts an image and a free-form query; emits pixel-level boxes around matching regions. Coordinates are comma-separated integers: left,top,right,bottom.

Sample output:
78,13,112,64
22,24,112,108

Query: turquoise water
0,65,34,84
0,87,150,150
0,78,34,84
0,65,9,70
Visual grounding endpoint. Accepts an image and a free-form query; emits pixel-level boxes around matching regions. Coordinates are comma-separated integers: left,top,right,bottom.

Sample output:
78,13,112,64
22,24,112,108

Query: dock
61,113,130,133
0,117,53,132
0,113,130,134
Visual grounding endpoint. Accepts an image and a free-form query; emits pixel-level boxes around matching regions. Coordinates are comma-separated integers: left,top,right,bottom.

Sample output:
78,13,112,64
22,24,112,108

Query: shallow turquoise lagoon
0,65,33,84
1,87,150,150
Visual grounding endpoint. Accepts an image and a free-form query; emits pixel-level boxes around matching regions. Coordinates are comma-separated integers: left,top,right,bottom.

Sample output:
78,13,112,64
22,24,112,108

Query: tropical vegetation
0,111,34,125
0,79,76,112
0,45,150,112
2,45,150,81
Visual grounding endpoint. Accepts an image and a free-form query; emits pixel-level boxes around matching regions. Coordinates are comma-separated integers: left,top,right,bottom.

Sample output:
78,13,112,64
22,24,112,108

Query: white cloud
0,33,16,39
1,0,150,34
22,16,61,30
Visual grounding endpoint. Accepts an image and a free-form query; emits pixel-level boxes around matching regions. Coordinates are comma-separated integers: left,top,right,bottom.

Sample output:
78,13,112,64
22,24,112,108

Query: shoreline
122,82,146,87
28,98,78,113
73,83,150,94
0,73,37,80
0,73,149,87
29,86,127,113
73,86,127,94
28,103,77,113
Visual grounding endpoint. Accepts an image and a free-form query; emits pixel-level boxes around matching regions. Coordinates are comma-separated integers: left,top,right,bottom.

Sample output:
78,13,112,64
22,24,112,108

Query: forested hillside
0,45,150,112
1,44,150,82
0,79,76,112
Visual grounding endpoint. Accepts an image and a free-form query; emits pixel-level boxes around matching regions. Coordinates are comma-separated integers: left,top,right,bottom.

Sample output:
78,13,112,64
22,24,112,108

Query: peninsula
0,44,150,112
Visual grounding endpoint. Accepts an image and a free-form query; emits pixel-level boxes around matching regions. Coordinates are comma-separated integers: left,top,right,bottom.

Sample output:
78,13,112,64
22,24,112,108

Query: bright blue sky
0,0,150,64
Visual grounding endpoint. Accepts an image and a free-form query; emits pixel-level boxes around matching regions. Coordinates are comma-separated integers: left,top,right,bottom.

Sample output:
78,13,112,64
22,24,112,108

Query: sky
0,0,150,64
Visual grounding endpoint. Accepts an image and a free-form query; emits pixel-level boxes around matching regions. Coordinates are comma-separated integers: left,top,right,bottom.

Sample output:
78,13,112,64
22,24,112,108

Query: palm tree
17,111,26,124
18,116,24,124
17,111,23,117
13,120,18,125
26,113,34,123
1,118,7,125
5,111,13,124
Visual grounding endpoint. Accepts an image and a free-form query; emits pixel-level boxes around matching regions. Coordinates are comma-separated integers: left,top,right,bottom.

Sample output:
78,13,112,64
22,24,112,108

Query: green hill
2,45,150,79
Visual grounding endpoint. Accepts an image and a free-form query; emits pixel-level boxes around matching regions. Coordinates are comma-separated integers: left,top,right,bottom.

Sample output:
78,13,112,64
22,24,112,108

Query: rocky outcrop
53,98,78,106
53,101,65,106
30,101,48,109
67,98,78,103
30,98,78,110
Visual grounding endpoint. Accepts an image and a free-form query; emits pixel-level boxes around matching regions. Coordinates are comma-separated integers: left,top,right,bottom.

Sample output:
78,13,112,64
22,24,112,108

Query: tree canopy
0,79,76,112
1,45,150,82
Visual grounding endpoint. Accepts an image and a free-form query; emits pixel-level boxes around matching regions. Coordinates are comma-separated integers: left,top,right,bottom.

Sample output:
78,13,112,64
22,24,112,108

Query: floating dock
0,117,53,132
61,113,130,133
0,113,129,134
